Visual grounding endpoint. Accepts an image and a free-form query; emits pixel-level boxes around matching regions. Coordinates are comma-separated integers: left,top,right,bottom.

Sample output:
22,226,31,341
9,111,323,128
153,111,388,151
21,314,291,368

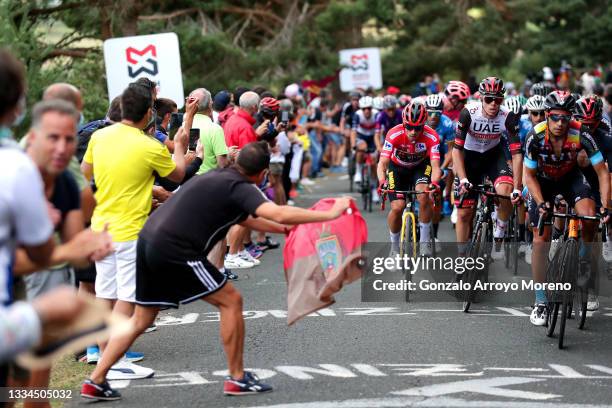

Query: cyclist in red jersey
377,101,441,256
443,81,471,122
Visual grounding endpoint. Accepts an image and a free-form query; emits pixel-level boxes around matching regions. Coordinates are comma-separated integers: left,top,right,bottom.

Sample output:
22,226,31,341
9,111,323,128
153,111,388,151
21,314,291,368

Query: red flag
301,70,340,98
283,198,368,325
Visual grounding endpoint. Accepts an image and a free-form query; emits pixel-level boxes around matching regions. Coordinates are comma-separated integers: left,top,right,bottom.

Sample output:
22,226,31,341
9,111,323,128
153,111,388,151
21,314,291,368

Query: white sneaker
525,244,533,265
549,239,560,261
587,294,599,311
450,206,458,224
224,254,254,269
107,360,154,380
239,249,261,266
518,243,527,255
353,171,362,184
300,178,315,186
530,303,548,326
490,243,504,261
419,242,433,257
372,188,380,204
603,240,612,263
341,157,349,168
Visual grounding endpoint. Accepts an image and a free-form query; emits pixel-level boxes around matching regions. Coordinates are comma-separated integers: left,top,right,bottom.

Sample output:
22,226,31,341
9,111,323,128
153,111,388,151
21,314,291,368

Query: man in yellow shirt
81,82,193,379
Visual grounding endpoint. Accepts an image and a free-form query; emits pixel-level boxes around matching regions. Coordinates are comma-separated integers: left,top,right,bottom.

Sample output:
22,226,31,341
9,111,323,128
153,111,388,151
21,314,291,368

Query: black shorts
527,168,594,227
74,263,96,283
135,238,227,308
356,133,376,152
454,144,513,208
580,164,602,207
387,161,431,201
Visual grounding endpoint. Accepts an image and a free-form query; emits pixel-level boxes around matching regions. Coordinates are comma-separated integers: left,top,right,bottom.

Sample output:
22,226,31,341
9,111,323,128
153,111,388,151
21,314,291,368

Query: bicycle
381,188,433,301
504,204,521,276
353,147,377,212
537,210,602,349
458,184,511,312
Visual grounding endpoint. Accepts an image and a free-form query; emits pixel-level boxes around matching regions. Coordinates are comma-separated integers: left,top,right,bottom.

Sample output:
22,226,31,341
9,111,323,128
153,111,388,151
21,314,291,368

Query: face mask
0,126,12,140
78,112,85,127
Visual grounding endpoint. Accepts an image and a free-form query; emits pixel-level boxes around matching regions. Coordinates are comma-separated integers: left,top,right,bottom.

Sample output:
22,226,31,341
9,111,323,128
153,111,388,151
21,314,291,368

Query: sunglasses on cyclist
483,96,504,105
404,124,424,131
548,113,572,123
427,111,442,117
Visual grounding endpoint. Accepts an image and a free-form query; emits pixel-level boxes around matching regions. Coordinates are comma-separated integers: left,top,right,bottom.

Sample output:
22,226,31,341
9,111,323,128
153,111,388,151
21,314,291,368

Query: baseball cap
213,90,231,111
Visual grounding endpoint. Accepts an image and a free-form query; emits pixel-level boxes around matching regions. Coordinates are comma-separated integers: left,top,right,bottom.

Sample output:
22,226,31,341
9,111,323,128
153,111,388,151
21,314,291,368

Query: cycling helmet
479,77,505,97
524,95,545,112
373,96,384,110
544,90,575,112
445,81,471,101
530,82,554,97
574,95,603,122
425,94,444,112
398,94,412,107
402,100,427,127
382,95,398,110
504,96,522,114
359,96,373,109
349,91,361,99
260,97,280,114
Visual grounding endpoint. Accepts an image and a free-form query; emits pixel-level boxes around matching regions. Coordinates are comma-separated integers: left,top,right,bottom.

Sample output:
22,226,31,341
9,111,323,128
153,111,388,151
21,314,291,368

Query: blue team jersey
435,114,455,155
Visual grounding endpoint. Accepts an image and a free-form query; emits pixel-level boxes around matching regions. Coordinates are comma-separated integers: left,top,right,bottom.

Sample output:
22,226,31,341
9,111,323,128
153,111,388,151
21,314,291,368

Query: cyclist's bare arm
524,166,544,206
350,129,357,149
441,148,453,170
452,148,467,181
374,131,383,152
511,152,523,190
594,161,612,210
430,158,442,184
377,156,390,184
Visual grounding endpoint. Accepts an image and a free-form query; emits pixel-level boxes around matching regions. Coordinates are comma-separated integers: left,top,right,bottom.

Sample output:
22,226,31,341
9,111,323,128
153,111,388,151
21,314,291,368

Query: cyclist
453,77,523,260
524,91,611,326
520,95,547,263
425,94,455,242
374,95,402,148
377,101,441,256
574,95,612,309
530,82,554,98
351,96,379,201
443,81,471,122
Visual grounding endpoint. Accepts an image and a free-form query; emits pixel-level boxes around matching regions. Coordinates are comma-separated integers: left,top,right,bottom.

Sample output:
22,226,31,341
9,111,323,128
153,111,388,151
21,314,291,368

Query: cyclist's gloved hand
538,201,552,219
378,179,387,196
428,182,441,200
441,167,449,179
511,188,522,204
459,178,472,195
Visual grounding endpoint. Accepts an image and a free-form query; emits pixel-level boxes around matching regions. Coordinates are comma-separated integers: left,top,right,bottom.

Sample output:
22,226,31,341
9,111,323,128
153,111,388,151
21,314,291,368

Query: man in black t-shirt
83,141,352,400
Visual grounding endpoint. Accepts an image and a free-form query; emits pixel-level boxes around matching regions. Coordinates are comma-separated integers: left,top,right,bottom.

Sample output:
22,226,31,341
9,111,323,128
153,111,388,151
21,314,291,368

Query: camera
168,112,183,139
189,128,200,151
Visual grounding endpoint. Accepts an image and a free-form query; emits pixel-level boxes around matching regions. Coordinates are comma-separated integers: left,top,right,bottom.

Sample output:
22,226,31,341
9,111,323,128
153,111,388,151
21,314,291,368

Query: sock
494,218,508,239
535,289,547,305
419,222,432,242
552,227,563,240
433,223,439,239
519,224,526,242
390,231,400,252
356,163,363,176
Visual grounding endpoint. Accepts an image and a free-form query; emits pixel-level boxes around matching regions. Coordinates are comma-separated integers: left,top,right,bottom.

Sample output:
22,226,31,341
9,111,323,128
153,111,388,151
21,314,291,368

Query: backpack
76,119,111,163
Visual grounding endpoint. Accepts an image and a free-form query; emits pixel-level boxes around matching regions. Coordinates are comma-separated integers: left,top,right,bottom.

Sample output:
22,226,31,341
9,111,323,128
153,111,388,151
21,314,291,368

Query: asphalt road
72,173,612,408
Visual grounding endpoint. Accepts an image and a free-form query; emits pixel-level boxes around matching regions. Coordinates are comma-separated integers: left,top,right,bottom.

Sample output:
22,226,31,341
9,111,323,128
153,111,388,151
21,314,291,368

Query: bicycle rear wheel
576,286,588,330
559,295,570,349
462,222,486,312
546,302,559,337
511,209,520,275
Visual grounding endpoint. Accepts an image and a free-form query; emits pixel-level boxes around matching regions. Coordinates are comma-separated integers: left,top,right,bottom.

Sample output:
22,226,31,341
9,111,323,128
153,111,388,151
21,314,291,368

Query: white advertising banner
103,32,185,108
339,47,383,92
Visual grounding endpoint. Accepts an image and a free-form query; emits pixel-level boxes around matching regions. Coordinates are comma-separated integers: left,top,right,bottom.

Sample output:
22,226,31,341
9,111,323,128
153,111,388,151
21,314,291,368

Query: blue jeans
309,130,323,176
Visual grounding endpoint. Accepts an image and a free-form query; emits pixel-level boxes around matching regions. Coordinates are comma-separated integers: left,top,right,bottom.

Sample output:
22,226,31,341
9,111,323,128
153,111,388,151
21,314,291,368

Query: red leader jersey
381,124,440,169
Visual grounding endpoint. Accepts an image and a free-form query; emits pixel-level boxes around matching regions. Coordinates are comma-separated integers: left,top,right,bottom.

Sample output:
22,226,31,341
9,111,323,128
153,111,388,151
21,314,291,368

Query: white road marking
236,397,612,408
132,372,217,388
484,367,550,372
587,365,612,375
275,364,358,380
392,377,560,400
546,365,586,378
212,368,277,380
496,307,530,316
351,364,388,376
155,313,199,326
379,364,482,377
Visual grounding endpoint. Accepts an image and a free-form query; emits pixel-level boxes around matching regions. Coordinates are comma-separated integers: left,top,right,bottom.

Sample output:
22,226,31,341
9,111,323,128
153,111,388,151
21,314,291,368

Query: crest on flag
315,228,342,276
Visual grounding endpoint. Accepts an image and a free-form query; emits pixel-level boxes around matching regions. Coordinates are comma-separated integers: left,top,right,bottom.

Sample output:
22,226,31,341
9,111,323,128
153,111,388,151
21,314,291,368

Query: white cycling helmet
373,96,384,110
504,96,522,114
425,94,444,111
524,95,546,112
382,95,398,109
359,96,374,109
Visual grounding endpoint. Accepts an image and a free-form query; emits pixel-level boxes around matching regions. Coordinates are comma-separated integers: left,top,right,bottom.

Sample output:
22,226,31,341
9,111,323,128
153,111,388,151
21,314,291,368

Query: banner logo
126,45,158,78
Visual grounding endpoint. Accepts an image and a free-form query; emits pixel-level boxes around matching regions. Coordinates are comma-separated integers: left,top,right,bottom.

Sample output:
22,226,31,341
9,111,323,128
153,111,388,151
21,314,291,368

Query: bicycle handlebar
380,189,427,211
537,211,602,236
458,184,511,208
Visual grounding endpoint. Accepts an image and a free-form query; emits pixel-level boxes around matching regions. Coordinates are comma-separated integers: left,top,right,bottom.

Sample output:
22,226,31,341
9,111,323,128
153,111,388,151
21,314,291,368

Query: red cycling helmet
544,90,575,112
444,81,471,101
574,95,603,122
402,101,428,128
478,77,505,97
260,97,280,115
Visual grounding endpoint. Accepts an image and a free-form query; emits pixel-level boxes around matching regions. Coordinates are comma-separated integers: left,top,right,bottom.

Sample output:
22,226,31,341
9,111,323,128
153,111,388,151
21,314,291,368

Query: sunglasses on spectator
404,124,424,131
483,96,504,105
548,113,572,123
530,111,545,118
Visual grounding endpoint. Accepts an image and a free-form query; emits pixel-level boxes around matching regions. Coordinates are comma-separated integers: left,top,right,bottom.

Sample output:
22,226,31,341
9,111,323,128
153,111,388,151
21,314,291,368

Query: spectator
154,97,177,153
224,91,267,148
80,82,191,379
213,90,232,125
305,98,323,181
190,88,230,174
42,83,84,127
75,96,121,163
